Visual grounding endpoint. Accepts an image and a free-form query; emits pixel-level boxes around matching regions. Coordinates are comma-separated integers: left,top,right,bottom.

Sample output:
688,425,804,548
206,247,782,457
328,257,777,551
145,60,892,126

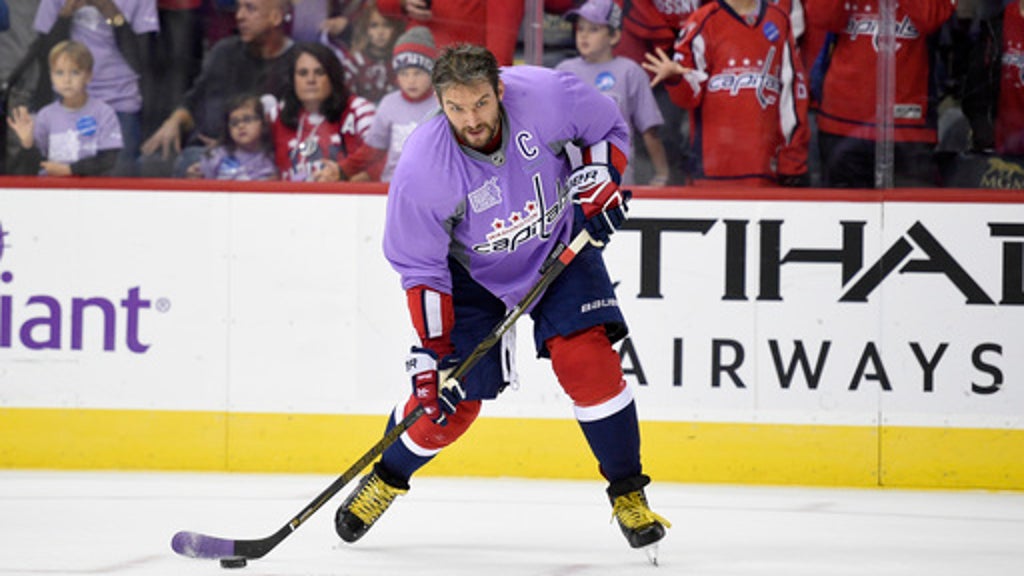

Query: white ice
1,470,1022,576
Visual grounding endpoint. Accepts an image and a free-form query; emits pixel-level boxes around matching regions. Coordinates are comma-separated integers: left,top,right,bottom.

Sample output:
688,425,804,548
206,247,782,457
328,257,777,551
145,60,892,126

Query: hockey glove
570,163,631,244
406,346,464,426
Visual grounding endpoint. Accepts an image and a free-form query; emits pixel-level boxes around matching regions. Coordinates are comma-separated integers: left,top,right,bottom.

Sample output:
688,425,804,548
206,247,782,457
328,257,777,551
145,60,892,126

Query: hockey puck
220,556,248,569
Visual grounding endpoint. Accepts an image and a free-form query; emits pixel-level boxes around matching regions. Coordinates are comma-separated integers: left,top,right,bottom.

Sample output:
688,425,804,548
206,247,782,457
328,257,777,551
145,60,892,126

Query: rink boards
0,180,1022,490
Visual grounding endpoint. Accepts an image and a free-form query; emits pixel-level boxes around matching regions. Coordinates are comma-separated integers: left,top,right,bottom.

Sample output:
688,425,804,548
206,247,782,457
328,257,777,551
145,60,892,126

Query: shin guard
548,326,641,482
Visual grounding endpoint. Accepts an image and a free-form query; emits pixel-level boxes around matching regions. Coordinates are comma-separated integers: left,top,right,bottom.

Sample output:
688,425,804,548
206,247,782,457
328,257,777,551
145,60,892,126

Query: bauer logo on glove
406,346,465,426
567,164,612,190
568,162,631,244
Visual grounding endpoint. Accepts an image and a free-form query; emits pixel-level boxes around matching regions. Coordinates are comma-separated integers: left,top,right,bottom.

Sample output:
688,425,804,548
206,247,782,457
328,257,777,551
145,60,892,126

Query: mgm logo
981,157,1024,190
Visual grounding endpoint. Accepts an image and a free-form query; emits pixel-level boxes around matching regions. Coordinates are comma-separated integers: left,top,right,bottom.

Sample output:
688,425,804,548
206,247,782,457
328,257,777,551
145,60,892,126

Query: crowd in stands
1,0,1022,188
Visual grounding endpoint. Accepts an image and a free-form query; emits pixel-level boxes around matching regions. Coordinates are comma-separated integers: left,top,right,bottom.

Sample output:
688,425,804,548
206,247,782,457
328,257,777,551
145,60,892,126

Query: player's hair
431,44,500,99
48,40,94,74
279,42,350,129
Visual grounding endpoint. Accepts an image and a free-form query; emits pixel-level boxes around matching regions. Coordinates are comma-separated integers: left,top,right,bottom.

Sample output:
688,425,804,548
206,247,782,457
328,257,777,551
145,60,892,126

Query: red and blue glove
567,141,631,244
406,347,464,426
569,163,631,244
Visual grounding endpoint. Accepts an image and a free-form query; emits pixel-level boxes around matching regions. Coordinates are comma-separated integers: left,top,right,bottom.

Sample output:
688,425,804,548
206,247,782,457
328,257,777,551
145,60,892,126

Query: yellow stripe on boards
881,425,1024,490
1,408,1021,491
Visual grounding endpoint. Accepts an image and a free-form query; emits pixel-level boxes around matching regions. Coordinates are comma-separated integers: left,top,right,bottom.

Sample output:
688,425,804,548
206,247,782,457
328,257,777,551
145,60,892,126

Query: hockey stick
171,228,596,562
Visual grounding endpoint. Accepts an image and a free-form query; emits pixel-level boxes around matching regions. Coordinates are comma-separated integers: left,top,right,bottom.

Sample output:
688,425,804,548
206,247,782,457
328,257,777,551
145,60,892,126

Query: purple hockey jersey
383,65,630,308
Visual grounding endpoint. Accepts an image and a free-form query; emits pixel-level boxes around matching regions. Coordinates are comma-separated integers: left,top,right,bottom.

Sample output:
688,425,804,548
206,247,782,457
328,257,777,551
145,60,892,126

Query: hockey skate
608,475,671,565
335,463,409,543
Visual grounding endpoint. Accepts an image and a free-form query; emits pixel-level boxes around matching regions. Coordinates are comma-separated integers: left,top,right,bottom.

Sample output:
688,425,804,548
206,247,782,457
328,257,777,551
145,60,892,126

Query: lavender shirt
33,96,123,163
383,65,630,308
34,0,159,113
364,91,440,182
555,56,664,185
199,146,277,180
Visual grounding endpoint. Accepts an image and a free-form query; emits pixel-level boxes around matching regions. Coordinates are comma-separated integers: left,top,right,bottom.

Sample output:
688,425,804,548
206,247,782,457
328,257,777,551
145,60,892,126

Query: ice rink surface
1,470,1022,576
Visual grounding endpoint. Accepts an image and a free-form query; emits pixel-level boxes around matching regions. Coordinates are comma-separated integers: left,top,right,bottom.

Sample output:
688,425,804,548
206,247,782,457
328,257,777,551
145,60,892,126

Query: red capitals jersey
668,0,810,186
996,3,1024,155
807,0,956,143
271,95,381,182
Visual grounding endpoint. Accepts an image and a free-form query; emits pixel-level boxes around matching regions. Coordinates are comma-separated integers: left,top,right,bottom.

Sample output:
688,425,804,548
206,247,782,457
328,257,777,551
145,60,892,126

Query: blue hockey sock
578,399,643,482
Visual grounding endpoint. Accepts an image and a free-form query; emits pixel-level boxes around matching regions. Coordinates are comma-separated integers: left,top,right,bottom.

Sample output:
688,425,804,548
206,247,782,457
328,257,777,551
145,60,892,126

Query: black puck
220,556,248,569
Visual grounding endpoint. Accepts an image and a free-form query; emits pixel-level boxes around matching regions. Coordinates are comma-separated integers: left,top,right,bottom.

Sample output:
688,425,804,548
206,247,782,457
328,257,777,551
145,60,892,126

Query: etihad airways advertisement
1,187,1021,431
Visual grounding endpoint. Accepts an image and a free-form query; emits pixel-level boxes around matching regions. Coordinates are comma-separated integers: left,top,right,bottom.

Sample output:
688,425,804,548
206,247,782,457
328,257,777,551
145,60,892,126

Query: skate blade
643,542,660,566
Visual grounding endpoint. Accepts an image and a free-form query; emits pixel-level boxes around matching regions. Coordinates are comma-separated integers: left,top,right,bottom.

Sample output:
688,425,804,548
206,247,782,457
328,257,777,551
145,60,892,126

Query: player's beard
456,117,500,151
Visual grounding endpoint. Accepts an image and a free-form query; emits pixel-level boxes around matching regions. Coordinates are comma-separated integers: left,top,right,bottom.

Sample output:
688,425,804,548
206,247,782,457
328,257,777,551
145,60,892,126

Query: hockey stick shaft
171,228,595,561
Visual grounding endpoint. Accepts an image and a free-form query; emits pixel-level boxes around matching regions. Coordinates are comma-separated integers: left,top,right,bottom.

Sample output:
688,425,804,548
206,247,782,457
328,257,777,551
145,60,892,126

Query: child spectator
644,0,810,187
270,41,382,181
324,0,403,104
33,0,159,177
557,0,670,186
6,40,122,176
185,92,277,180
339,26,439,182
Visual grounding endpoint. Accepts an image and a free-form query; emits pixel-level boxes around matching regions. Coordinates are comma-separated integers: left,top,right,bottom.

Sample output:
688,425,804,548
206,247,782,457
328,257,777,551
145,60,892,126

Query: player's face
396,67,432,100
366,11,395,50
440,79,504,151
49,54,91,107
575,20,616,62
294,53,332,112
228,104,263,149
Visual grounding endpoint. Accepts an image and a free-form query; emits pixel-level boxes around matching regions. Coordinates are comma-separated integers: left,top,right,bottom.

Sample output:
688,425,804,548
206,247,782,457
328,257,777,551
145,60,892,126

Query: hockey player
334,43,671,556
642,0,811,186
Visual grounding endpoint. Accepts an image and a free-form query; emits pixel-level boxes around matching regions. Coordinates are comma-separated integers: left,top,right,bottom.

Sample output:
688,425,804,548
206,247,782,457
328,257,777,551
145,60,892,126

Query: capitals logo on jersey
844,11,920,53
1004,47,1024,87
707,46,782,109
653,0,701,14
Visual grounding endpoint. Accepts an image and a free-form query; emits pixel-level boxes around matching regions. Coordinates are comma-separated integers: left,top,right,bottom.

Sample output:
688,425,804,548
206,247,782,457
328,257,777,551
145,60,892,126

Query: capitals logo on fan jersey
844,12,920,52
1004,49,1024,86
707,46,781,109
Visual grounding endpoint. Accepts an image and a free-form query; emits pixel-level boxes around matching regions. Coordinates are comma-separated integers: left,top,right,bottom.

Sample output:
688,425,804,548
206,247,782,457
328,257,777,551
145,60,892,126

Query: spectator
643,0,810,187
185,92,277,179
962,0,1024,159
339,25,438,181
807,0,956,188
557,0,669,186
376,0,524,66
616,0,703,186
324,0,404,104
146,0,204,138
33,0,159,177
269,41,380,181
0,0,42,174
6,40,123,176
140,0,295,177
